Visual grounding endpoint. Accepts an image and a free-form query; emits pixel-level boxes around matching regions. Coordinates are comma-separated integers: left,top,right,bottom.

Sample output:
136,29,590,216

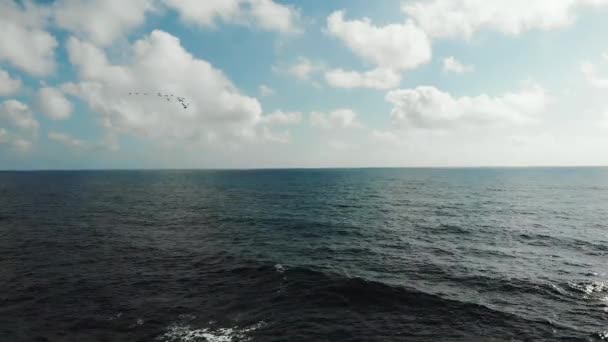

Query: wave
157,321,266,342
238,264,586,341
517,232,608,255
567,281,608,299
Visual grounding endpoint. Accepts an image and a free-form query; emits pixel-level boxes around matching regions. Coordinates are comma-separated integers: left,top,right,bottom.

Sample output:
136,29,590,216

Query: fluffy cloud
0,100,38,151
325,10,430,89
53,0,155,46
0,69,22,96
261,126,291,143
386,83,548,129
442,57,474,74
0,127,32,152
580,61,608,88
37,87,73,120
48,131,86,148
310,109,360,130
327,11,431,71
0,1,57,76
63,30,270,146
0,100,39,134
162,0,299,33
403,0,608,39
324,68,401,89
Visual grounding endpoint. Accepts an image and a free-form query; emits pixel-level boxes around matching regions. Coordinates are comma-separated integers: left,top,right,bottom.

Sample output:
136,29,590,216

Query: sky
1,0,608,169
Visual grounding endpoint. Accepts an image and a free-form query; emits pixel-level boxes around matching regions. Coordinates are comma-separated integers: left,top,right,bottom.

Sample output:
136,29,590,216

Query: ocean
1,168,607,341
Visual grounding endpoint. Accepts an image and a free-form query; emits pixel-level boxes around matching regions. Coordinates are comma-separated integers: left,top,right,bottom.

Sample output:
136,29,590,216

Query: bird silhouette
128,91,190,109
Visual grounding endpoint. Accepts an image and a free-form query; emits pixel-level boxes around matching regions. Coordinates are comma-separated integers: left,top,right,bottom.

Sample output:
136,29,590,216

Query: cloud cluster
0,0,299,77
0,1,57,76
0,100,39,134
162,0,300,33
325,10,431,89
37,87,73,120
386,83,548,129
325,68,401,89
0,100,39,151
53,0,155,46
323,1,608,90
0,68,22,96
62,30,270,146
402,0,608,39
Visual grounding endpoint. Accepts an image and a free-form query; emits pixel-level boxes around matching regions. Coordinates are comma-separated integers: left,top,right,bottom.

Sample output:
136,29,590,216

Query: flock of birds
128,92,190,109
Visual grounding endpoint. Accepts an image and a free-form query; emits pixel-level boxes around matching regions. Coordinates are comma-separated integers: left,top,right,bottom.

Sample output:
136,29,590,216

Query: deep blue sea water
1,168,608,341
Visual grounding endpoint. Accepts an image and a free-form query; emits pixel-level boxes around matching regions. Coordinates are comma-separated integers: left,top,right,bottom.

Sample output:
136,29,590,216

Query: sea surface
1,168,608,341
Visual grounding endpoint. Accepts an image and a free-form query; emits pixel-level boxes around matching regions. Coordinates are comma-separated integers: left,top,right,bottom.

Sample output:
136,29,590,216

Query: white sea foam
568,281,608,298
274,264,285,273
157,321,265,342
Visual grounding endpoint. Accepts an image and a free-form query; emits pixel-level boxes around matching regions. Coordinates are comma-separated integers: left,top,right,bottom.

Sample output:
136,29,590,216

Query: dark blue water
1,168,608,341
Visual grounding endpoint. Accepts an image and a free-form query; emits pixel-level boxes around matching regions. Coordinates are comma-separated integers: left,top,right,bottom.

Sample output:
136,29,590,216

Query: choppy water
1,168,608,341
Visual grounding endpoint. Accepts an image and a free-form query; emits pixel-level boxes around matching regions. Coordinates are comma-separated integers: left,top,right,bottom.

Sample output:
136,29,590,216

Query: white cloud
6,137,33,151
48,131,86,148
282,57,322,81
0,68,22,96
0,100,39,134
261,126,291,143
63,30,268,147
37,87,73,120
327,11,431,71
386,83,548,129
310,109,360,130
162,0,299,33
580,61,608,88
324,68,401,89
403,0,608,39
259,84,274,96
260,110,302,125
0,1,57,76
324,10,430,89
442,56,474,74
53,0,155,46
248,0,300,33
0,100,38,151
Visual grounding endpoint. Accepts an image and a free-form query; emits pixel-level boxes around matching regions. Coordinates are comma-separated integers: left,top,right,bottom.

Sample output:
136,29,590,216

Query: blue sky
1,0,608,169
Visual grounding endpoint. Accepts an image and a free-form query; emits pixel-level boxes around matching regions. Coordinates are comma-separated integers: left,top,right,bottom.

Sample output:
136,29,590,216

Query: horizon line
1,165,607,172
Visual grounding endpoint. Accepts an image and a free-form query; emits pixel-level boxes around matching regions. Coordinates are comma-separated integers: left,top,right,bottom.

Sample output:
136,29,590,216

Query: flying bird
127,91,190,109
